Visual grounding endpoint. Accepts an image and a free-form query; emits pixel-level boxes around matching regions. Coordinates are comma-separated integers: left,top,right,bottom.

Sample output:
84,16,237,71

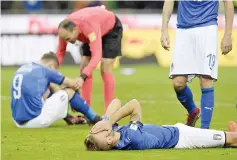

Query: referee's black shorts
80,16,123,59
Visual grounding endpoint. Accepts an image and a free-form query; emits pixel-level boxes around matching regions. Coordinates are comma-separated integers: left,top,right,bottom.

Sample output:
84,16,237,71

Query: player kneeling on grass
11,52,101,128
85,99,237,150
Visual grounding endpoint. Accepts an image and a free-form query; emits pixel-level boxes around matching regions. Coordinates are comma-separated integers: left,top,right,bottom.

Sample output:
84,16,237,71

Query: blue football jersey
113,122,179,150
11,62,65,124
177,0,219,28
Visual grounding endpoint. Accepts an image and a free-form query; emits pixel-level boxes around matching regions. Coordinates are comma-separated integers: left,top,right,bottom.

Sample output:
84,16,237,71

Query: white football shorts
174,123,225,149
169,25,218,82
14,90,69,128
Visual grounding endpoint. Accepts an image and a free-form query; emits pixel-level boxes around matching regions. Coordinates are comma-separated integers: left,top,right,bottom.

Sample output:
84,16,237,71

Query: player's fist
221,34,232,55
160,30,170,51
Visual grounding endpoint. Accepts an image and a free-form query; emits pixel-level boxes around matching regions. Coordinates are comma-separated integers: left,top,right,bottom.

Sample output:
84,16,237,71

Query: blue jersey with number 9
11,62,65,124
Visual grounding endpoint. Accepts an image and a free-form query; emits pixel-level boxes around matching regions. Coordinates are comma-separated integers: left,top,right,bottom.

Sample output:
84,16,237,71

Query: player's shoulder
16,62,37,73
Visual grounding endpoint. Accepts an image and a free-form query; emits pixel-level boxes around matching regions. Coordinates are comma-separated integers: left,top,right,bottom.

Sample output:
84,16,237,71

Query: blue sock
70,92,96,121
201,88,214,129
175,85,196,114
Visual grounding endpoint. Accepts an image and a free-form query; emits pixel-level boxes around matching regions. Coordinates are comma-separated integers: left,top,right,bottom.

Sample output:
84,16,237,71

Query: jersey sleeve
43,67,65,85
56,37,68,65
80,20,102,76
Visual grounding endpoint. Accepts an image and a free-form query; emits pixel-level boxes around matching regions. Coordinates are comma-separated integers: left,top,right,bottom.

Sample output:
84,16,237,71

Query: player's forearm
62,77,76,88
162,0,174,32
56,52,65,65
109,99,142,124
104,99,121,118
56,38,67,65
82,55,101,76
223,0,234,36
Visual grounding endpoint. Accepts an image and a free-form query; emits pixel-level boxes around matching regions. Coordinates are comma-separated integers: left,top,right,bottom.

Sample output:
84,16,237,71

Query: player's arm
90,99,142,134
161,0,174,50
221,0,234,55
43,89,51,100
43,83,60,100
80,21,102,77
43,67,79,90
103,99,121,119
161,0,174,32
56,37,68,65
49,83,61,93
223,0,234,37
109,99,142,124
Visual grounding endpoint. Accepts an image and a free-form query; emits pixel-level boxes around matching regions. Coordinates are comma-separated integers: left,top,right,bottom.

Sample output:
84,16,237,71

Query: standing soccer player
160,0,234,128
56,6,123,112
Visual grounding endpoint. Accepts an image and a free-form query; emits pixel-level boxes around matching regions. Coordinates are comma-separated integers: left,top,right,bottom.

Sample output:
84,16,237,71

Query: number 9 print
13,74,23,99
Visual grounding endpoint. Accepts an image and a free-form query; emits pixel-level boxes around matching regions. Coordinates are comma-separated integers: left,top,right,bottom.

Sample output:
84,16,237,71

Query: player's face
58,28,78,44
93,131,114,150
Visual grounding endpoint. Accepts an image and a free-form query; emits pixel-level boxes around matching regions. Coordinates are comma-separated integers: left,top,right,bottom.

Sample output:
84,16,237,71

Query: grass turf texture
1,65,237,160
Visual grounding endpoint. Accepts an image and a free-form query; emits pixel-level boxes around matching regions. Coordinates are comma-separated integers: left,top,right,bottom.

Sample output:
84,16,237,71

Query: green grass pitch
1,65,237,160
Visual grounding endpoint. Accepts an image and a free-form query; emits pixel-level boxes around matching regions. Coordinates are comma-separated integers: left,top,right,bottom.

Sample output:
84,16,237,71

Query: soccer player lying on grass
11,52,101,128
85,99,237,150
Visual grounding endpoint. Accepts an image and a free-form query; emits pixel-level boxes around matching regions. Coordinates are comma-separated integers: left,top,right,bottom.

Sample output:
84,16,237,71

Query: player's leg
45,88,84,125
64,88,101,123
80,44,93,106
200,76,214,129
170,28,200,126
19,89,100,128
195,25,218,129
100,58,116,113
101,16,123,112
172,76,199,126
19,90,70,128
174,123,227,149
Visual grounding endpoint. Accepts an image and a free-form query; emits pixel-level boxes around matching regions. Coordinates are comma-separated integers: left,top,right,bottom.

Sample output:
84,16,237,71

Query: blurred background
1,0,237,67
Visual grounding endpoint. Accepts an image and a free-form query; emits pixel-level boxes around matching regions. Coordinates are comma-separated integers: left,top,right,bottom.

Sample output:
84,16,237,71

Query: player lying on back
56,5,123,112
85,99,237,150
11,52,101,128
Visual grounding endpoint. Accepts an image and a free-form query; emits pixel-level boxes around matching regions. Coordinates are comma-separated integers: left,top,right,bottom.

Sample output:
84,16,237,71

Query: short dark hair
84,135,101,151
41,52,59,66
58,19,76,32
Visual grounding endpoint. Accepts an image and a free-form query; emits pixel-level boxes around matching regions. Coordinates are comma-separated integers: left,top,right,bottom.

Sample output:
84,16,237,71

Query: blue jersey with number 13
11,62,65,124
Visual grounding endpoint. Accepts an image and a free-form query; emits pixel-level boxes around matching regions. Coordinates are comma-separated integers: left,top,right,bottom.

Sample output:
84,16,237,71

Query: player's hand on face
221,34,232,55
90,120,112,135
160,30,170,51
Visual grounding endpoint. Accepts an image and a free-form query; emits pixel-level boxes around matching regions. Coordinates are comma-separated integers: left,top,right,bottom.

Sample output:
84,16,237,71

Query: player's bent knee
172,77,187,90
200,76,213,88
63,88,75,100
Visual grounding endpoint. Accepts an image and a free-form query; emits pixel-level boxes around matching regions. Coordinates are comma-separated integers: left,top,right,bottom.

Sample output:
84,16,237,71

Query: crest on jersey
130,124,138,131
213,134,222,141
88,32,96,42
